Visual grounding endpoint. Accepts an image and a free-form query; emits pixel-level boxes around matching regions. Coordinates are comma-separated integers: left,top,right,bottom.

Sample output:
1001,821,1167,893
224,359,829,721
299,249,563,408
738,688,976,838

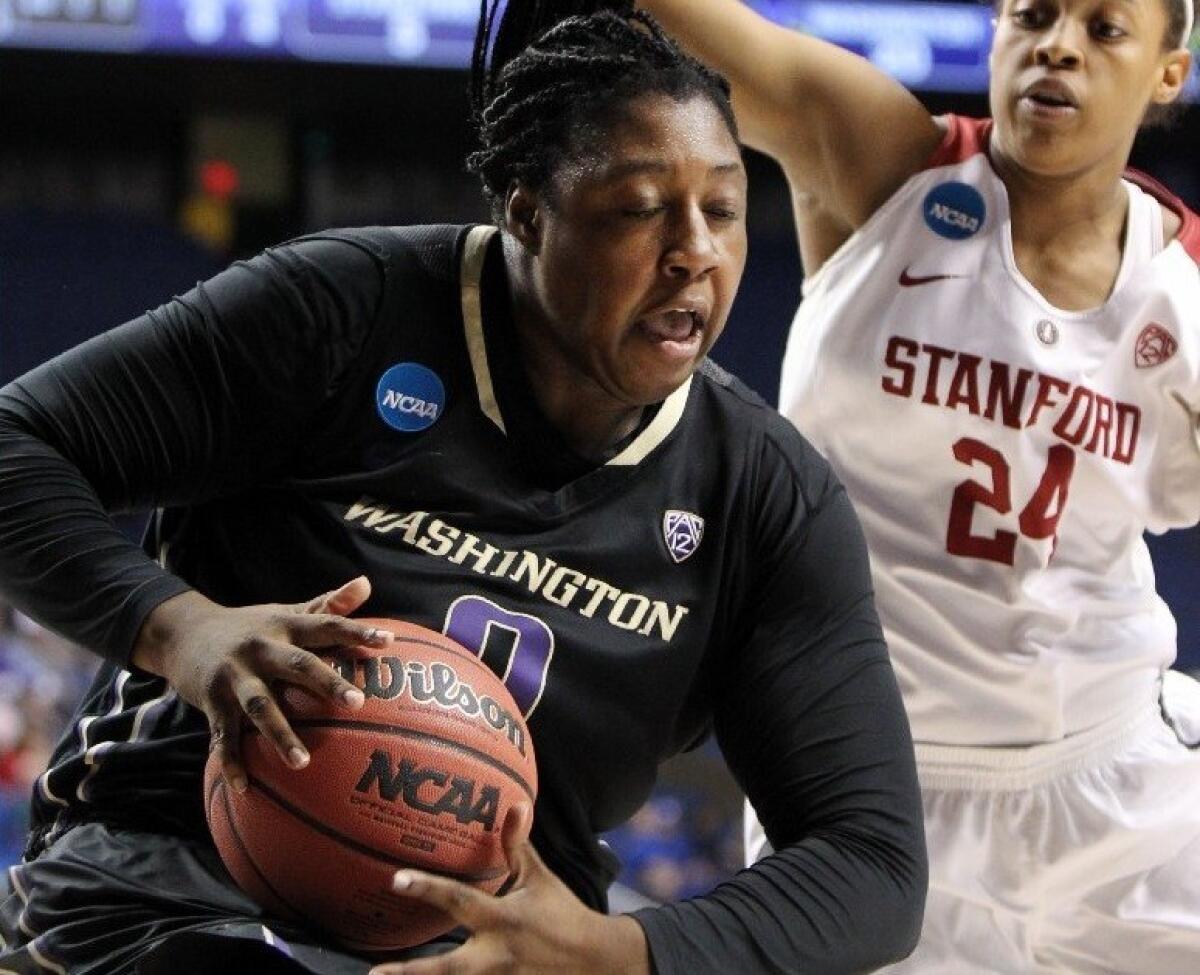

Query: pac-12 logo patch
663,510,704,564
376,362,445,433
923,182,986,240
1134,323,1177,369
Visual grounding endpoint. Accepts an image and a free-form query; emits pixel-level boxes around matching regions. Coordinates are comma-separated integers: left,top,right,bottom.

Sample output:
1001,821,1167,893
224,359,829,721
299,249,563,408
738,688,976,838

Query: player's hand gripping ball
203,619,538,952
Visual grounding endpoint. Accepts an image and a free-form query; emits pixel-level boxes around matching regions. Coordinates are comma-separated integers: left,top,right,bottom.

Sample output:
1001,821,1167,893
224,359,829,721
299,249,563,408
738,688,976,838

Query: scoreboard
0,0,481,61
0,0,997,92
2,0,1195,95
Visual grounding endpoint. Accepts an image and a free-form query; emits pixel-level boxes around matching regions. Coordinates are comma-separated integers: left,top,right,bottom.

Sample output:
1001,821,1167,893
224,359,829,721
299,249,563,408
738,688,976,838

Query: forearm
640,0,829,157
603,915,651,975
637,648,926,972
130,589,219,675
690,660,926,973
0,409,191,662
634,830,924,974
655,659,926,974
639,0,940,225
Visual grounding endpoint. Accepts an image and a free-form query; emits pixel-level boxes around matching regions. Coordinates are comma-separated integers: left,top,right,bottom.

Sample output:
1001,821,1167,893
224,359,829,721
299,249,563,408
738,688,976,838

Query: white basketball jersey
781,115,1200,746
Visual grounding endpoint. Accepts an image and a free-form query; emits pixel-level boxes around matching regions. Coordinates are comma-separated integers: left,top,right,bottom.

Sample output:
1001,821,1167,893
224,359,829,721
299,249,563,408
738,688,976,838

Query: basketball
203,619,538,953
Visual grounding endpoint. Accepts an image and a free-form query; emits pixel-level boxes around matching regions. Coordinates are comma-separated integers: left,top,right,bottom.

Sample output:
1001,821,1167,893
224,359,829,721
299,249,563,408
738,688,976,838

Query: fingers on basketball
302,575,372,616
206,620,537,954
501,803,536,880
290,613,394,652
393,869,495,928
266,639,366,709
207,711,248,792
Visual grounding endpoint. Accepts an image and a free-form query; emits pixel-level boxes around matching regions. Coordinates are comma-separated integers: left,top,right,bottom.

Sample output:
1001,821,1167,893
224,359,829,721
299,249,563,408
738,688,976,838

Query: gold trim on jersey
607,377,692,467
460,224,505,433
460,222,692,466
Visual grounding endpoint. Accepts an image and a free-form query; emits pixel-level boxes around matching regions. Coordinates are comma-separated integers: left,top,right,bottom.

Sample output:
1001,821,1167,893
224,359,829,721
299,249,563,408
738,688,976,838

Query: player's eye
1091,19,1126,40
705,205,740,222
623,205,664,219
1011,3,1050,28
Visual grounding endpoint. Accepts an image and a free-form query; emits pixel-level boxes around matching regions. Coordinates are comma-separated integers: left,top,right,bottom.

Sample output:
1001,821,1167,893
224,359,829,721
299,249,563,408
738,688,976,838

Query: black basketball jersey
0,225,924,972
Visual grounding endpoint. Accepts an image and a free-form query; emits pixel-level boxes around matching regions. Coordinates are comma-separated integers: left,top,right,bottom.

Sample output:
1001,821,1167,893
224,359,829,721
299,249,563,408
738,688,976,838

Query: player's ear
504,182,543,254
1152,48,1191,106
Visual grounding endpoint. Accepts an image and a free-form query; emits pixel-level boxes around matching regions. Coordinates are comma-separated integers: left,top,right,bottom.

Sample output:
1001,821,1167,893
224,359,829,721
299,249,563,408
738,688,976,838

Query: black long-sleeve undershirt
0,227,925,973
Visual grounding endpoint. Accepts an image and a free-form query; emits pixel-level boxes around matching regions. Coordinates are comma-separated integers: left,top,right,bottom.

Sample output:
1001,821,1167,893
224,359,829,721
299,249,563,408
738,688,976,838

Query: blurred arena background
1,0,1197,907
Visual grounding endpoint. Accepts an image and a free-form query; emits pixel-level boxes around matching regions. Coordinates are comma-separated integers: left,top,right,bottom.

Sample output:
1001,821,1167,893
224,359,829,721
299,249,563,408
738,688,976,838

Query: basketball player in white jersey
641,0,1200,970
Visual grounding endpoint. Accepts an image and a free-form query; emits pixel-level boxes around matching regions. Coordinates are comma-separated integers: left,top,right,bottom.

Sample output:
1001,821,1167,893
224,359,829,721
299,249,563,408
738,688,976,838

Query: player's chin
623,355,702,405
633,331,710,386
1008,100,1090,144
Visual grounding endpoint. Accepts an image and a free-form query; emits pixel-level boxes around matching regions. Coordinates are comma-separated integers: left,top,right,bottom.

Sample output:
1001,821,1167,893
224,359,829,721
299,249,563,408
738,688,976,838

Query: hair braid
467,1,737,218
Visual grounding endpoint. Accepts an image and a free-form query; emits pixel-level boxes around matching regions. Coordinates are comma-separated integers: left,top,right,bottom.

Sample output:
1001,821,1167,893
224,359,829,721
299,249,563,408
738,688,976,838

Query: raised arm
641,0,943,236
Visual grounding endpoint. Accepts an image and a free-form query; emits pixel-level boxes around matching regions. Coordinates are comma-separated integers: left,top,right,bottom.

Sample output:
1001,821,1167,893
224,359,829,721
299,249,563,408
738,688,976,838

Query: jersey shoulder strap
1124,169,1200,264
924,115,993,170
921,120,1199,264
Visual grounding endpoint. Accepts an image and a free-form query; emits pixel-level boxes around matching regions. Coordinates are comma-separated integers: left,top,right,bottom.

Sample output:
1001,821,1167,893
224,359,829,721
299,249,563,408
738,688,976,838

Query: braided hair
467,1,737,219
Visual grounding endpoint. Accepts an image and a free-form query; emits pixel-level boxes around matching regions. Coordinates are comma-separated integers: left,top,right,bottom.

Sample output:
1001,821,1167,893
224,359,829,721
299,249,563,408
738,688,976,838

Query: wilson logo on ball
356,751,501,831
332,656,526,756
206,621,537,956
1134,323,1178,369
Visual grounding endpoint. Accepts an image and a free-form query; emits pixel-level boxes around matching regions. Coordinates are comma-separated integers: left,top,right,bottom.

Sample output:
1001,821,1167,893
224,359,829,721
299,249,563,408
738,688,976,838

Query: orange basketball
204,619,538,953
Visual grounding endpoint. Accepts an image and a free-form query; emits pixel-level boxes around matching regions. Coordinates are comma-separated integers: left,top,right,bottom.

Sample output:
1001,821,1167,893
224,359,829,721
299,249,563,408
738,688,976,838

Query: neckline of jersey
952,115,1195,319
995,178,1149,322
457,225,692,486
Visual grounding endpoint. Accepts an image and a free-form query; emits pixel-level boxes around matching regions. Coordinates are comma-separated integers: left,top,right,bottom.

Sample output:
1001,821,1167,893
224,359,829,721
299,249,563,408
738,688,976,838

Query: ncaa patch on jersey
923,182,986,240
1135,323,1178,369
376,362,445,433
663,510,704,564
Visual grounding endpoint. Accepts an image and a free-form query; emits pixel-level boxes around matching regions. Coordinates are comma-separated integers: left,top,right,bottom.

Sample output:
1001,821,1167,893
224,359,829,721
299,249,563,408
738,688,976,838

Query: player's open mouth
1019,81,1079,119
636,309,705,357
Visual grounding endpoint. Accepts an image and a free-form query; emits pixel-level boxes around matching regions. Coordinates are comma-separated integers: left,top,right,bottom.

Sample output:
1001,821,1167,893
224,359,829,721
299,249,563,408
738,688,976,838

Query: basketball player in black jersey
0,3,925,972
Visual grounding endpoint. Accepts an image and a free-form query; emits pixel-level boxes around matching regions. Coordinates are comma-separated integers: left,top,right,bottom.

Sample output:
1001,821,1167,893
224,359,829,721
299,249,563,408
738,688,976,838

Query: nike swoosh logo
899,267,970,287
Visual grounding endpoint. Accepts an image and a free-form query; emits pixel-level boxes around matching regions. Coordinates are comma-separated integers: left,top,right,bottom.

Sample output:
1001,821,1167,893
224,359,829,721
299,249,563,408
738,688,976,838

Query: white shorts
745,670,1200,974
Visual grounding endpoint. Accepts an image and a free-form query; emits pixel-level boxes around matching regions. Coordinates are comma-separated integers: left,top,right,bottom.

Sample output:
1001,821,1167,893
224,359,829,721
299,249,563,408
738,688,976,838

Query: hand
369,805,650,975
132,576,392,792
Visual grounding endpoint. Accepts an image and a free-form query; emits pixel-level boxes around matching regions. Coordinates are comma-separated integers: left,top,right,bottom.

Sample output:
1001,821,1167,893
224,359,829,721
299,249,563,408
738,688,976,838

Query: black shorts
0,823,461,974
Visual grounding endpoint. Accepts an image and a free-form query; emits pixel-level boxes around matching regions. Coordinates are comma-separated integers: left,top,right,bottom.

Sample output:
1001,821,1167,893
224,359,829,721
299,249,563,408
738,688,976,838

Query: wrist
593,913,650,975
130,588,212,676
